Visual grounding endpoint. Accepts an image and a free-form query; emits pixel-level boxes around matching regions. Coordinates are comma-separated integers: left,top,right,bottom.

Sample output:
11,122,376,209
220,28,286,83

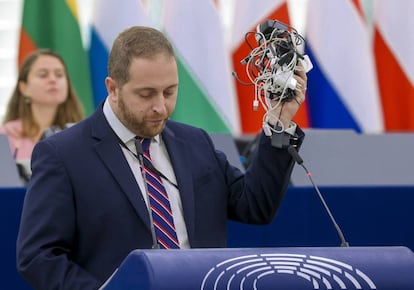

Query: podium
102,246,414,290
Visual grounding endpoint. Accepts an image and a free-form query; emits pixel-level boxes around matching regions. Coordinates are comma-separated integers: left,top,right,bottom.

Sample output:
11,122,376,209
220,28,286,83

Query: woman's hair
3,49,85,137
108,26,176,87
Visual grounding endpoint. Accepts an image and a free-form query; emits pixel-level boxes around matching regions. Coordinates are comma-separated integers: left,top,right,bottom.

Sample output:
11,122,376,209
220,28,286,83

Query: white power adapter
300,54,313,73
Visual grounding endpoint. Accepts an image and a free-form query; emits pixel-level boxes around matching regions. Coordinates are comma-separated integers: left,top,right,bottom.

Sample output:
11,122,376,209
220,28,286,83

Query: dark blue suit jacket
16,105,300,290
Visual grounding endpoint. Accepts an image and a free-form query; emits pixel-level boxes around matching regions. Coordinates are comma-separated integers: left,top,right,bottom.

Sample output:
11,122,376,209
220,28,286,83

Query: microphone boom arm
288,146,350,247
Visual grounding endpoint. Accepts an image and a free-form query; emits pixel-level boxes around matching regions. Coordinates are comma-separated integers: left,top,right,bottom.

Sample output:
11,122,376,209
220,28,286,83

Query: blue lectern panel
103,246,414,290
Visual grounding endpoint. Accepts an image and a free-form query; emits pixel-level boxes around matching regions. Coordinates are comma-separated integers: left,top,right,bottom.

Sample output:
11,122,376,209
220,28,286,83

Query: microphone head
134,138,144,156
287,145,304,165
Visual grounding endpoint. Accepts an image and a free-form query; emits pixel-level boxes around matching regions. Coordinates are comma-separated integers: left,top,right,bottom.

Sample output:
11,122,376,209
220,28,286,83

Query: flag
231,0,309,134
19,0,94,115
161,0,239,134
89,0,152,106
305,0,383,133
373,0,414,131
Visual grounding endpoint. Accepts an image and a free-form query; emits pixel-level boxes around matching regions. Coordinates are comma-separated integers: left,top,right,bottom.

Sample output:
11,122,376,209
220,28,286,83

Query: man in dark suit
17,26,307,290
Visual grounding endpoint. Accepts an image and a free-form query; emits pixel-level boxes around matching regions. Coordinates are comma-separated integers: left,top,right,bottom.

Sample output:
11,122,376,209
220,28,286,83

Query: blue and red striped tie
138,137,180,249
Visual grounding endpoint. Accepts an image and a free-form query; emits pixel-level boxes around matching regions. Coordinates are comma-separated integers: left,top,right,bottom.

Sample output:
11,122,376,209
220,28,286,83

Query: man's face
106,54,178,137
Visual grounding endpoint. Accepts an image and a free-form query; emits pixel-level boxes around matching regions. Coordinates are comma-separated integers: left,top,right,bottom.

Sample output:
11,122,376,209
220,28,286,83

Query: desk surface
104,246,414,290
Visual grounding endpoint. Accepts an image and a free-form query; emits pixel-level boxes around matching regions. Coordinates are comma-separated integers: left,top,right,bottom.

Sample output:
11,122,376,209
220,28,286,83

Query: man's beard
118,95,166,137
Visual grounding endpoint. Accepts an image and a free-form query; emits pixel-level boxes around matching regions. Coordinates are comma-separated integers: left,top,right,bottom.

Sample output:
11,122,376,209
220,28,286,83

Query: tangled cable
237,19,312,133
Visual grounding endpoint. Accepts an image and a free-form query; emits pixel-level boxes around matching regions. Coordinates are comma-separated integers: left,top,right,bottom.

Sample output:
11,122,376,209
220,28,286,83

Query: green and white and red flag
161,0,240,134
19,0,94,115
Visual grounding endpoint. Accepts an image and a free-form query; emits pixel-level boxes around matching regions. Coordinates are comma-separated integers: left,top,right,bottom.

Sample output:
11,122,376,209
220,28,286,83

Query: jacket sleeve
16,139,101,290
225,128,304,224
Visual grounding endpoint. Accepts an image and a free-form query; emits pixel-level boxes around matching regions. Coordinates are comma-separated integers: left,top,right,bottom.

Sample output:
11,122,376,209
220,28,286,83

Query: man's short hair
108,26,176,86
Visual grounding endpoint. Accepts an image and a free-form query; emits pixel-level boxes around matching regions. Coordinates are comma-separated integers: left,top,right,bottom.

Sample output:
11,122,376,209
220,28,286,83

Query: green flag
19,0,94,115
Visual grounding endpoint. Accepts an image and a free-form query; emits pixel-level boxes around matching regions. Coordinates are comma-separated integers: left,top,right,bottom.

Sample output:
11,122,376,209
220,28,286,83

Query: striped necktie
138,137,180,249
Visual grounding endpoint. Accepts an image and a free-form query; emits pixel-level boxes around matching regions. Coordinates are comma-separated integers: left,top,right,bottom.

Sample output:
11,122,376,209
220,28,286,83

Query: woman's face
19,55,69,108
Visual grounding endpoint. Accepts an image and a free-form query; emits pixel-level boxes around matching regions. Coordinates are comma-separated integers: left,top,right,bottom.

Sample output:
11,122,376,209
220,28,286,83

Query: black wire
132,139,179,190
114,132,179,190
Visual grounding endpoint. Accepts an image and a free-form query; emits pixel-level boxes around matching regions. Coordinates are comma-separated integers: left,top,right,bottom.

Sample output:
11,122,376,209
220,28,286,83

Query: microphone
134,139,160,249
135,138,143,156
16,163,31,184
288,145,350,247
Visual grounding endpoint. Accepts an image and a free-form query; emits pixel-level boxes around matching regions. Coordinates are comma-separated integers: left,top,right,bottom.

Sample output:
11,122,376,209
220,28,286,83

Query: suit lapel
90,108,152,233
162,126,196,243
89,108,197,242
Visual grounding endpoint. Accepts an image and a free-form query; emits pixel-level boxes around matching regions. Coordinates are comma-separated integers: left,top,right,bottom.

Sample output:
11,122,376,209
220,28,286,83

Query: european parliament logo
201,253,376,290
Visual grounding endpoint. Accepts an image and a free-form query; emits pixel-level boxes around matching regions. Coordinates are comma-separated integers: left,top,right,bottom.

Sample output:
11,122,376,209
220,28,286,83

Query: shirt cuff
284,122,297,136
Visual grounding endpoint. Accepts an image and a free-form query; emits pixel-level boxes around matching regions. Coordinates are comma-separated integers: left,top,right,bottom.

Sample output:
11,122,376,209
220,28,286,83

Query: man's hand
266,63,308,130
